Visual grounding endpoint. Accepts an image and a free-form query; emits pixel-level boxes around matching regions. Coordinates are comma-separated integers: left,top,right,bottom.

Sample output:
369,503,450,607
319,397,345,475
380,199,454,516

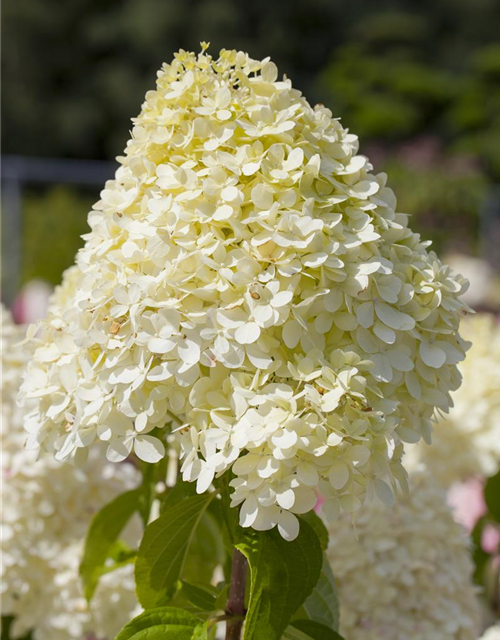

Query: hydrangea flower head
20,47,469,540
408,313,500,485
325,472,481,640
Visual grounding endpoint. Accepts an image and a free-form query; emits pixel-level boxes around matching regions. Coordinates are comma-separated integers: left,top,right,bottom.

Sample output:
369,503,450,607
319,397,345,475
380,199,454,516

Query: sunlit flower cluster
20,46,469,539
325,472,481,640
1,308,140,640
408,314,500,485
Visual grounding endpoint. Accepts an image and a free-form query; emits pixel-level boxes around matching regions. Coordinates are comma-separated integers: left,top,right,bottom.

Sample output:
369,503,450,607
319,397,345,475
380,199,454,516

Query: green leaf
1,616,32,640
290,619,344,640
135,492,216,608
160,476,198,512
180,581,218,611
283,627,314,640
183,511,226,584
80,488,141,601
235,517,323,640
471,516,490,584
114,607,203,640
303,555,340,632
485,470,500,523
300,512,329,551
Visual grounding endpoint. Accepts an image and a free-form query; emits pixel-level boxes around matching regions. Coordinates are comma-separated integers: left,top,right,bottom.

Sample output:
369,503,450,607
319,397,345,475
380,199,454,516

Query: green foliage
300,511,329,551
235,518,323,640
135,492,215,608
379,155,487,256
1,616,32,640
178,581,218,612
20,187,94,286
114,607,204,640
80,488,142,601
302,556,340,632
484,470,500,524
183,511,227,585
289,620,344,640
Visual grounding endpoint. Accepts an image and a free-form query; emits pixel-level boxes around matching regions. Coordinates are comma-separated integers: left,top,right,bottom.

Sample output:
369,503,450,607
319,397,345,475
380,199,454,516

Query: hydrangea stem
225,548,247,640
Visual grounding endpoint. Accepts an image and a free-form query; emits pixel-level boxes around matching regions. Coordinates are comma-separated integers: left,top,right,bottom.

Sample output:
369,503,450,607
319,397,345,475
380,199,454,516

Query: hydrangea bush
14,47,478,640
1,307,141,640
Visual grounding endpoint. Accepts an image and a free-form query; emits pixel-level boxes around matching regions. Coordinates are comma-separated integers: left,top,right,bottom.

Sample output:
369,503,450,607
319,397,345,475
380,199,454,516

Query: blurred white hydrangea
480,625,500,640
1,307,140,640
407,314,500,485
19,46,470,540
325,472,481,640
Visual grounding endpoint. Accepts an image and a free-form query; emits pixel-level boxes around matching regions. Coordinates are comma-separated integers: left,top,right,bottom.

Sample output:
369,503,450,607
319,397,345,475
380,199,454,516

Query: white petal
419,341,447,369
135,412,148,432
239,494,259,528
277,511,300,541
148,337,176,354
290,487,317,514
373,321,396,344
405,371,421,400
271,290,293,308
371,354,393,383
297,462,319,486
282,319,302,349
235,322,261,345
387,348,414,372
134,435,165,463
147,361,176,381
106,438,133,463
374,478,394,506
271,429,298,449
356,301,374,328
328,460,350,490
178,340,201,365
251,183,274,210
276,488,295,510
339,494,362,513
375,301,415,331
196,466,215,494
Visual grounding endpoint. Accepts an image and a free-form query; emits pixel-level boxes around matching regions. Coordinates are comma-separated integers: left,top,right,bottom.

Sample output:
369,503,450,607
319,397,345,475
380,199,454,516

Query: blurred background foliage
2,0,500,288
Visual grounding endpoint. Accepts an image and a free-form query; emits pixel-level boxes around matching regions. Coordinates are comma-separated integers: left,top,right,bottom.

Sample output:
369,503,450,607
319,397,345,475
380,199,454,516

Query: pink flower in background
12,279,52,324
482,524,500,555
448,478,487,533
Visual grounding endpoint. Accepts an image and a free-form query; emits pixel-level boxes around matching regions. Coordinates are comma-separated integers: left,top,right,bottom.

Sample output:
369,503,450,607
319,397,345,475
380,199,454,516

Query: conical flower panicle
20,47,470,539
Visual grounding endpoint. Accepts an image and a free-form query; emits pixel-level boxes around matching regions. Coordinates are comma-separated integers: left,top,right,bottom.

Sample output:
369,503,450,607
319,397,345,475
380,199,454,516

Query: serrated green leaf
485,470,500,523
135,492,215,608
80,488,141,601
303,555,339,632
290,619,344,640
114,607,202,640
180,581,218,611
235,517,323,640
